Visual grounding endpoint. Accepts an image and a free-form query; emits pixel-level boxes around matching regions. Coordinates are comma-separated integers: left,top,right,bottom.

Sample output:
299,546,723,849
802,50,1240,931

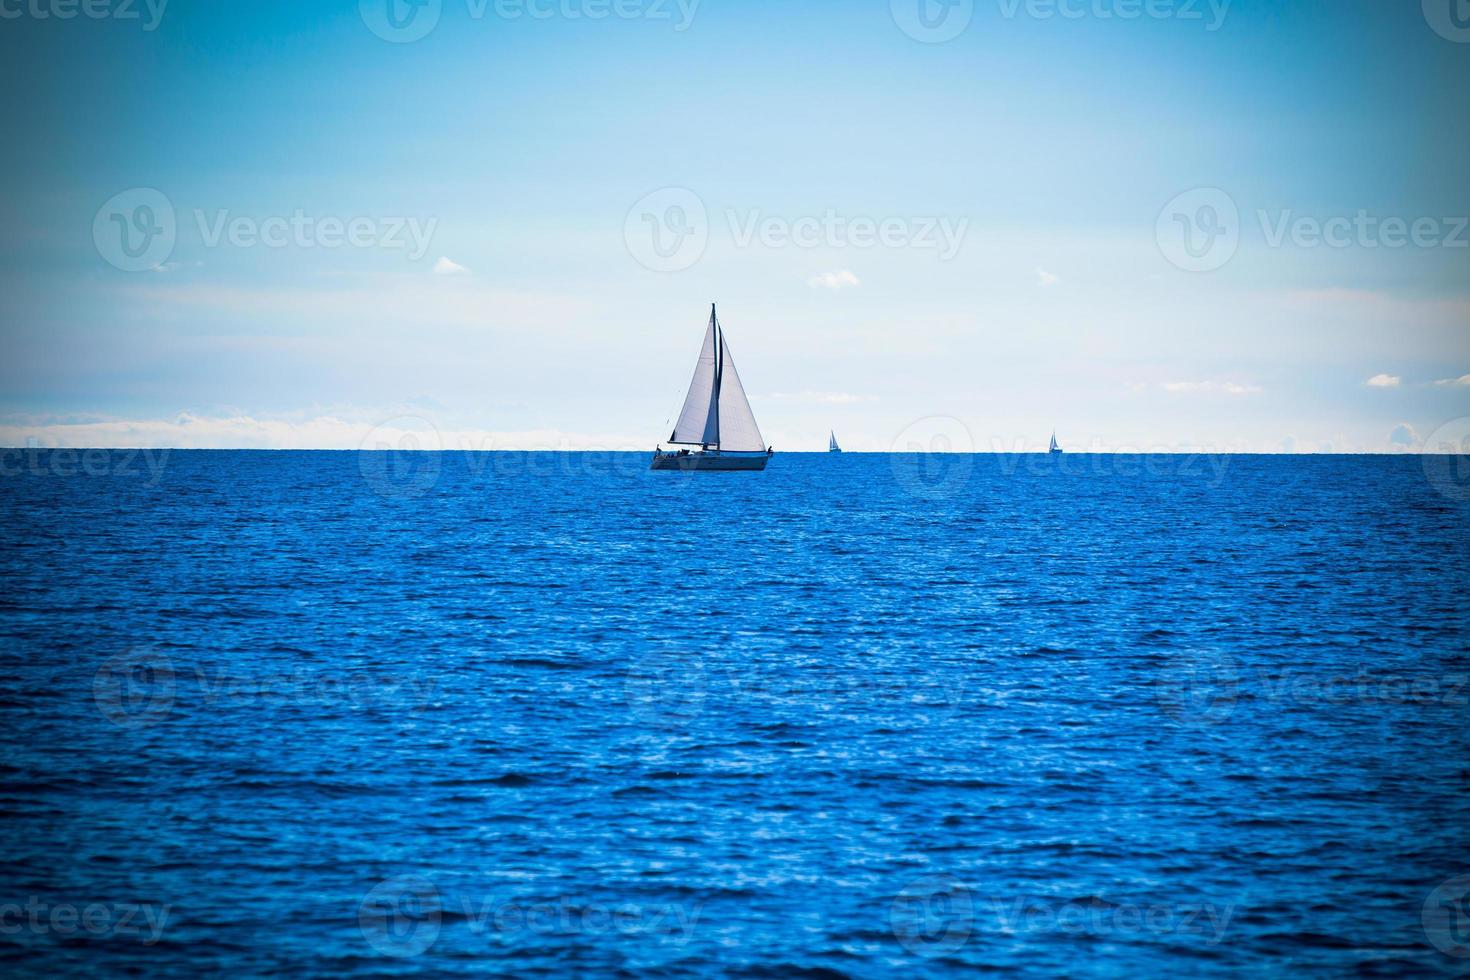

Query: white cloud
807,269,860,290
1365,373,1400,388
1434,374,1470,386
1389,423,1419,448
1160,381,1262,395
1035,266,1058,287
432,256,469,275
767,391,872,404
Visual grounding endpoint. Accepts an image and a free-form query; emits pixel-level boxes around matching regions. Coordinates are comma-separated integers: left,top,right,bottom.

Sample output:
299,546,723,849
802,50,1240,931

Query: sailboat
651,304,773,471
1049,431,1062,455
829,430,842,453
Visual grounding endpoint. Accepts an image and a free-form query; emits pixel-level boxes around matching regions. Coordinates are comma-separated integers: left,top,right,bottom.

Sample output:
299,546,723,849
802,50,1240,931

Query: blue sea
2,449,1468,976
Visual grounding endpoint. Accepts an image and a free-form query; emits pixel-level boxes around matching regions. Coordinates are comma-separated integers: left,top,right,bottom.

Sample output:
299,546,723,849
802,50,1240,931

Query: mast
708,303,721,450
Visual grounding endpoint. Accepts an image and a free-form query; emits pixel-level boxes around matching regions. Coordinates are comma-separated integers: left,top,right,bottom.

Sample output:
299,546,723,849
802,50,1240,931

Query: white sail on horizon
667,307,765,452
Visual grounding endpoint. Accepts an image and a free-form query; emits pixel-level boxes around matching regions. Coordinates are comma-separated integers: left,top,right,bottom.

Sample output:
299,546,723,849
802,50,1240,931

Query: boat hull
650,452,770,471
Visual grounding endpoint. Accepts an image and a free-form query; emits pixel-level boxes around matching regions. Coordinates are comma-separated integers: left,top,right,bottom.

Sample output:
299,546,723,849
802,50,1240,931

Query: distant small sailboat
1049,431,1063,455
829,430,842,453
651,304,772,472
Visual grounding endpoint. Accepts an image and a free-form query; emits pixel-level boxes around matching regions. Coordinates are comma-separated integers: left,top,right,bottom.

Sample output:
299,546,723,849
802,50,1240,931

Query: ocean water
2,449,1468,977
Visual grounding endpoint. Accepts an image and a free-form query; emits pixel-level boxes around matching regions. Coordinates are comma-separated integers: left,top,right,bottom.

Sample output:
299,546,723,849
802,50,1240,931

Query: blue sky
1,0,1467,450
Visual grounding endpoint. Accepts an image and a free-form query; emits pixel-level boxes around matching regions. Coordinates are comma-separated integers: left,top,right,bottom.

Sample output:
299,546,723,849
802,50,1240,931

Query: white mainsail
829,430,840,452
669,317,719,446
667,305,764,452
